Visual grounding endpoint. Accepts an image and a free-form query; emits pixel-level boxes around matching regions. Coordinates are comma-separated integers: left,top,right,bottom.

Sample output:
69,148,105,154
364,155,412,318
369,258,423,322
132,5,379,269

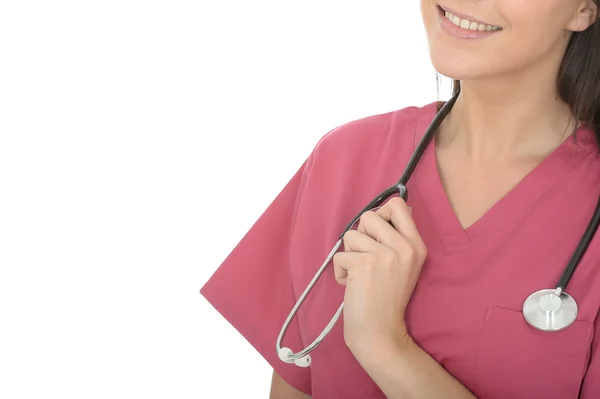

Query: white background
0,1,447,398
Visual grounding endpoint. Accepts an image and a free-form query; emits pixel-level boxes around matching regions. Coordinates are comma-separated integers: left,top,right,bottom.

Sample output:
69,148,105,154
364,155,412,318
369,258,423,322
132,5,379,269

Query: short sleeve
580,316,600,398
200,152,316,395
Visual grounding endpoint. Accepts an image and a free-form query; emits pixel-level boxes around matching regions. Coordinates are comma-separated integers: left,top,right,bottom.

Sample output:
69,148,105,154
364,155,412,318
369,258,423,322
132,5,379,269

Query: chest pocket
473,306,593,399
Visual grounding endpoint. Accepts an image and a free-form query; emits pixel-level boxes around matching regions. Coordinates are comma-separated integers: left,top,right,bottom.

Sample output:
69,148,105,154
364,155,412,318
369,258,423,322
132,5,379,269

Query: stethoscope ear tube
276,239,344,366
339,184,408,238
276,87,600,362
276,93,462,366
554,195,600,290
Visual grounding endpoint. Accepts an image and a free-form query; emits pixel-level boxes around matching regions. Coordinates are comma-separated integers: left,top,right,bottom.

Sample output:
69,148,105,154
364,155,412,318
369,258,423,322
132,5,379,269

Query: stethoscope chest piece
522,288,578,331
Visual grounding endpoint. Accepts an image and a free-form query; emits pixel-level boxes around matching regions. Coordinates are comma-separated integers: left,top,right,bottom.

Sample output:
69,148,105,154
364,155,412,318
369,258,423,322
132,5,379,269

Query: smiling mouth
437,5,502,32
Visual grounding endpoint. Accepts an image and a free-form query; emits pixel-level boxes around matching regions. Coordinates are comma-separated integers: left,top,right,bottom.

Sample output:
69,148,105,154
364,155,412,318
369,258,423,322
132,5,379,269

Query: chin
431,62,480,81
427,43,493,81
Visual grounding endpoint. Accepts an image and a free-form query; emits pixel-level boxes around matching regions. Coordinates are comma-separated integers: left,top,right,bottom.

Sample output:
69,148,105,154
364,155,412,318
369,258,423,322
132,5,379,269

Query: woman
201,1,600,398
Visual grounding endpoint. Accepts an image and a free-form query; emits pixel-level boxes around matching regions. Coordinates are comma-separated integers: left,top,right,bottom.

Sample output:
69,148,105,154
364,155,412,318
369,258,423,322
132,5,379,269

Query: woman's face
420,0,597,81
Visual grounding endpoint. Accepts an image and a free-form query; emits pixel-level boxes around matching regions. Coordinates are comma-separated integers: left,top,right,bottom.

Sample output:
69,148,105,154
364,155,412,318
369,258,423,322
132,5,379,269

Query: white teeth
444,11,500,32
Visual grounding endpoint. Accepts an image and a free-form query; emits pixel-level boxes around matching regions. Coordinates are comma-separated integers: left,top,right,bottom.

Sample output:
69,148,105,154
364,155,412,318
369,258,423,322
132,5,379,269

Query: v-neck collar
413,102,596,253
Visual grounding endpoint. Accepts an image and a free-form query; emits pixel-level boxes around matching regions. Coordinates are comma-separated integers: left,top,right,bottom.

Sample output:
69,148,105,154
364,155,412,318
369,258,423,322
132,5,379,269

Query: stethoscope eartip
278,347,294,363
294,354,311,368
277,347,311,367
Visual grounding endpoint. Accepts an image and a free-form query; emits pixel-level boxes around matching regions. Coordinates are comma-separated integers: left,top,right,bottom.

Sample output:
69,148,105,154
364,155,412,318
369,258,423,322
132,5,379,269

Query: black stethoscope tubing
276,91,600,366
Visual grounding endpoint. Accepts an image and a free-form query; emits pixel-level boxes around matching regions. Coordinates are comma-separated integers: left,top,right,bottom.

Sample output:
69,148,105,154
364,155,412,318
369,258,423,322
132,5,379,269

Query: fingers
344,209,405,253
333,251,375,286
335,197,427,286
375,197,424,248
332,251,355,285
338,213,393,286
350,198,426,263
352,209,412,254
380,198,428,263
342,229,380,253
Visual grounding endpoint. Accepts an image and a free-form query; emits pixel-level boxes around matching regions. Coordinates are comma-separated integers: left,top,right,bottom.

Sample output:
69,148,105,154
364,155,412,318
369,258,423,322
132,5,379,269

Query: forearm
353,336,476,399
269,370,311,399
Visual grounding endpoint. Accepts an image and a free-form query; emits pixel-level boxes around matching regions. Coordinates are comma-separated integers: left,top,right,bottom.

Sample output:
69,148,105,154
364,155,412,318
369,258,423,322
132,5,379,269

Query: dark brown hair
440,3,600,147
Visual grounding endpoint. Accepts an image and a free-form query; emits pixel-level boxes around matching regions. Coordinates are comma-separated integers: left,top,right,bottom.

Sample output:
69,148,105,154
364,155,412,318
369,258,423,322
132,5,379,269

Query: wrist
349,329,414,364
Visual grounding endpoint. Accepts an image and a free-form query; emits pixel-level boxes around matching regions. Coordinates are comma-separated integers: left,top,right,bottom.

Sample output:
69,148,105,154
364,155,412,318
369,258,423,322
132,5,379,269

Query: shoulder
317,105,419,153
290,101,438,210
305,102,437,171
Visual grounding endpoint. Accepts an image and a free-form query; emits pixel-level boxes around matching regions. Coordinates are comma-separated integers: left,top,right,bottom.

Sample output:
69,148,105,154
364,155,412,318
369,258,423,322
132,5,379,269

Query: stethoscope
276,92,600,368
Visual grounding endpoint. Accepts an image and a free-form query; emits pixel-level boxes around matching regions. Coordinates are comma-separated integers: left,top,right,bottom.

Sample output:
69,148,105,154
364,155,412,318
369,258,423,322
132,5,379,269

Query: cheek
496,0,575,68
420,0,439,31
492,8,570,71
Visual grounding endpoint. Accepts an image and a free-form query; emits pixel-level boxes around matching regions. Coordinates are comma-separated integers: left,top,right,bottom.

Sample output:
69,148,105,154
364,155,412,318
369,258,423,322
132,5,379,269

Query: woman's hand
333,197,427,355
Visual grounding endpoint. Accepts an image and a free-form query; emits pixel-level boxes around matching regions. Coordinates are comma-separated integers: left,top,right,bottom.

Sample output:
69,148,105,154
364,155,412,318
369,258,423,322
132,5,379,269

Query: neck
438,56,577,164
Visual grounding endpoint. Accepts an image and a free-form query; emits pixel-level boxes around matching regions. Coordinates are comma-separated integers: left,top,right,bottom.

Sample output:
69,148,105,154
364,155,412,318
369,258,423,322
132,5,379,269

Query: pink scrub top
200,101,600,398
